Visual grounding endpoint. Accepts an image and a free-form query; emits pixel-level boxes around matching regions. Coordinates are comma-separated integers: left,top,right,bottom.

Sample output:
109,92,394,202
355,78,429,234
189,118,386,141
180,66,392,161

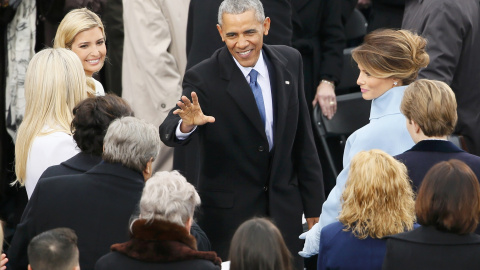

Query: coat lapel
220,47,268,139
263,44,291,151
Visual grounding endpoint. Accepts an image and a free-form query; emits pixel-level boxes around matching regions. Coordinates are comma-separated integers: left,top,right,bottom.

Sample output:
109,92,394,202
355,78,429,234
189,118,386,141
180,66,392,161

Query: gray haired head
218,0,265,25
139,171,201,227
102,117,160,173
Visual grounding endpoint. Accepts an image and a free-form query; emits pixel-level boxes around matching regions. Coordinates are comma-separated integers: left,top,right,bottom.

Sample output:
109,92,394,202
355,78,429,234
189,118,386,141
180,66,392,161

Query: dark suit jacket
318,222,387,270
383,226,480,270
395,140,480,192
292,0,344,102
160,44,324,262
40,152,102,178
7,162,145,270
368,0,405,32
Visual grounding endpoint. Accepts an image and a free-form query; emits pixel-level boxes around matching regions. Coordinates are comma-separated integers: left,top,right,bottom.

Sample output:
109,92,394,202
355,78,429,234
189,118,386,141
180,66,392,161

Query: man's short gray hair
102,117,160,173
139,171,201,227
218,0,265,25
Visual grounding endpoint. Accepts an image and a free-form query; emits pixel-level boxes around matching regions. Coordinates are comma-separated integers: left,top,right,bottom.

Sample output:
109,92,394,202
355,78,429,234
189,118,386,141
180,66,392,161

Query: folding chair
313,92,371,177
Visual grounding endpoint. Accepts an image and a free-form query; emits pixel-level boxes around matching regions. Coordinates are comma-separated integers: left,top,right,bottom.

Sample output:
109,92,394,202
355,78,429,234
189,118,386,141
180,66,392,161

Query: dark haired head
416,159,480,234
71,94,134,155
28,228,79,270
229,218,292,270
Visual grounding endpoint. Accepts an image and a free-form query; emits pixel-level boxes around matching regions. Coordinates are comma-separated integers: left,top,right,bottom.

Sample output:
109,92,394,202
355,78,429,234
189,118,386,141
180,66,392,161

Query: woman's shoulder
95,251,220,270
93,78,105,96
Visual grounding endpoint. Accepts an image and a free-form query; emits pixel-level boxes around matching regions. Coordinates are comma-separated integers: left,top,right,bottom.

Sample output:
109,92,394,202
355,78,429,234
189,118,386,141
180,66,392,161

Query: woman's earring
393,81,398,86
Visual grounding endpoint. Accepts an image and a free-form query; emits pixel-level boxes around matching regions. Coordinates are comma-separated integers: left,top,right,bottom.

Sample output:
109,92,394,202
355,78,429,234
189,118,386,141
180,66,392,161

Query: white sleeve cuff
175,119,197,140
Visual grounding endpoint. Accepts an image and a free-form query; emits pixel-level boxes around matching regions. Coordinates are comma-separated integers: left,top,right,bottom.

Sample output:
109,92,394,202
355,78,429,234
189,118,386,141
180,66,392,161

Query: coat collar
406,140,464,153
387,226,480,245
370,85,407,120
86,161,144,182
111,219,222,265
61,152,102,172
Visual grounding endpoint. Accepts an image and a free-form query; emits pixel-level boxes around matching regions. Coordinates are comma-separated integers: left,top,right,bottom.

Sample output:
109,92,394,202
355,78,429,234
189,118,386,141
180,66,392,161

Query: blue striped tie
249,69,266,126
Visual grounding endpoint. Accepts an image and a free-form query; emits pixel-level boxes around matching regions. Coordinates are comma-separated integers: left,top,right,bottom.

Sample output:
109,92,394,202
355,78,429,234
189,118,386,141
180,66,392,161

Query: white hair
102,117,160,172
139,171,201,226
218,0,265,25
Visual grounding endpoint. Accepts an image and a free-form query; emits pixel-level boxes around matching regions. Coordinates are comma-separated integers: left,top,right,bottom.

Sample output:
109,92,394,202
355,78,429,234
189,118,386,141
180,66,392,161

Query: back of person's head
339,149,416,239
229,218,292,270
401,79,457,137
54,8,105,50
27,228,79,270
14,48,88,186
217,0,265,25
139,171,200,226
102,117,160,173
416,159,480,234
352,29,429,85
71,94,134,155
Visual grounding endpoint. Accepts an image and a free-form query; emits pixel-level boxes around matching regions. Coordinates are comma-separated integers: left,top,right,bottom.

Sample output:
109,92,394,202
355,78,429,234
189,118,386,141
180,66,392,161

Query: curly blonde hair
338,150,416,239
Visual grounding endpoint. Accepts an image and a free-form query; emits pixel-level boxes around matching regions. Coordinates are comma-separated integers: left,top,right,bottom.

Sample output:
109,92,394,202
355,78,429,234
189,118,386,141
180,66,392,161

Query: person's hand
298,222,321,258
0,253,8,270
306,217,319,230
313,81,336,120
173,91,215,133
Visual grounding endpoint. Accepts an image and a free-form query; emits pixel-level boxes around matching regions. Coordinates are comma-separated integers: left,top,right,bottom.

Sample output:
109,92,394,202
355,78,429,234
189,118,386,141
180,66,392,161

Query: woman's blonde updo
352,29,429,85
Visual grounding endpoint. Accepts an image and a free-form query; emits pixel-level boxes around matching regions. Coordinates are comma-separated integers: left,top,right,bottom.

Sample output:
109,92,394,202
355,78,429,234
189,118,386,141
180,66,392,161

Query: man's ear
185,217,193,234
216,24,225,42
263,17,271,36
411,119,421,134
142,157,154,181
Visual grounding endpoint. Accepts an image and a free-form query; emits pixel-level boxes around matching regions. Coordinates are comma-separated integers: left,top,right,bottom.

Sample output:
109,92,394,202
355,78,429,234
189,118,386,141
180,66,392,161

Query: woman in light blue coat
300,29,430,257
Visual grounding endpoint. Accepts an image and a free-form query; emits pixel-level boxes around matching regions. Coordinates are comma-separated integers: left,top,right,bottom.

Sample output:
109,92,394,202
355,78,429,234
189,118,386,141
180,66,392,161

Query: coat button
258,146,264,152
263,186,268,191
161,103,166,108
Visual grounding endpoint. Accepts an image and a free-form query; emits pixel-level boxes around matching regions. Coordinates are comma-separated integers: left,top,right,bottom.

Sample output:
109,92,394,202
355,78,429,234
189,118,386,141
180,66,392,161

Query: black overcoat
160,44,325,263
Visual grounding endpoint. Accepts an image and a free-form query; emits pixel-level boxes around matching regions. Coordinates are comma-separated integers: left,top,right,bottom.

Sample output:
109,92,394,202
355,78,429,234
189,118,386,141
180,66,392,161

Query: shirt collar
232,50,268,80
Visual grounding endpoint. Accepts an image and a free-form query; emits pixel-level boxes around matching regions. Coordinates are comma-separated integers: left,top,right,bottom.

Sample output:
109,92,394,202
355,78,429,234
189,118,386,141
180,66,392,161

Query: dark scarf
111,219,222,266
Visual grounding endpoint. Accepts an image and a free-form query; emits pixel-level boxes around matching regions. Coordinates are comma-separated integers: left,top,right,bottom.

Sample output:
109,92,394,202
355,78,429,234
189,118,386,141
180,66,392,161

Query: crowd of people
0,0,480,269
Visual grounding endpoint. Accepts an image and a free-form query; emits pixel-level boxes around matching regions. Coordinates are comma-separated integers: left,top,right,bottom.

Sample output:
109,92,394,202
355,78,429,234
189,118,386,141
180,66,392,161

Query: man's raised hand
174,91,215,133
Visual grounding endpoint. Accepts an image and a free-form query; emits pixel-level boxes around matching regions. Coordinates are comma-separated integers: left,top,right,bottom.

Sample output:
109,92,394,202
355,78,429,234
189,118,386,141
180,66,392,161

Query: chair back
345,8,367,42
313,92,371,177
314,92,371,137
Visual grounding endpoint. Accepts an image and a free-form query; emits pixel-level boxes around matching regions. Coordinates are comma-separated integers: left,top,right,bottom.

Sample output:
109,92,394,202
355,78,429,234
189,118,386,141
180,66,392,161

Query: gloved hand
298,222,321,258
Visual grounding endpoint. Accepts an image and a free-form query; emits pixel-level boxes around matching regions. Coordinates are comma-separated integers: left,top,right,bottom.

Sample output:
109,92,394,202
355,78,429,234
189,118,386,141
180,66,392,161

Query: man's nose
237,35,249,48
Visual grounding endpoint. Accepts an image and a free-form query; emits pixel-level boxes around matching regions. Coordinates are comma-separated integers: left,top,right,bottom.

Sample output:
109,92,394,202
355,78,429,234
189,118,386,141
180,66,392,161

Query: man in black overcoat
160,0,325,268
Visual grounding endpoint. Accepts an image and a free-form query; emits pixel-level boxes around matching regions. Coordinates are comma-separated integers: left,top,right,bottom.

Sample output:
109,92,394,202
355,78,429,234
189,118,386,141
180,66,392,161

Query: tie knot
249,69,259,84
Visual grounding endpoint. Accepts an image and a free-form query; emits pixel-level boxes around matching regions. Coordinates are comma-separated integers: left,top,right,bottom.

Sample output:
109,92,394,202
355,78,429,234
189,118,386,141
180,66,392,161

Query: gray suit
402,0,480,155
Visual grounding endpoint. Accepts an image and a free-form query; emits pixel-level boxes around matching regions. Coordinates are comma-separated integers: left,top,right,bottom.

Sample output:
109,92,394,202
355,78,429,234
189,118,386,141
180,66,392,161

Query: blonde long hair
338,150,416,239
14,48,88,185
54,8,105,94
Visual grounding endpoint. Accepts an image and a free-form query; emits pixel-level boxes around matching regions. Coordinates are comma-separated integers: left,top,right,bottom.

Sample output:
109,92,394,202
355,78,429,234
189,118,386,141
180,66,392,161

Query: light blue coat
299,86,415,257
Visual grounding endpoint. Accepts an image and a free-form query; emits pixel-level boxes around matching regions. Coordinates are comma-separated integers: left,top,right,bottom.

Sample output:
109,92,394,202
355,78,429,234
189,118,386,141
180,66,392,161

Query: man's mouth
238,49,252,56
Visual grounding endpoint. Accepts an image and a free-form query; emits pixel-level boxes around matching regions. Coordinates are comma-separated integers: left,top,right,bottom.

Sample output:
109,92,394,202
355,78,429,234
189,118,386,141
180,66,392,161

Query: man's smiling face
217,9,270,67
